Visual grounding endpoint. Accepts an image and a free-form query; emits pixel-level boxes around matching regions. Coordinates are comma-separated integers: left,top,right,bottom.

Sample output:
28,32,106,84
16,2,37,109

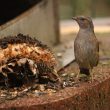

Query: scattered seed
39,85,45,91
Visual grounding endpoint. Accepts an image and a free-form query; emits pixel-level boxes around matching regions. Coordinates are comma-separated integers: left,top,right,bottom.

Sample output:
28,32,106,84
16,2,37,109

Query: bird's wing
87,34,99,67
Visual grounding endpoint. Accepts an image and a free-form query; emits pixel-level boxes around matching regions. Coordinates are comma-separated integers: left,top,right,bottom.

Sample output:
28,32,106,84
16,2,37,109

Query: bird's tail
80,68,90,75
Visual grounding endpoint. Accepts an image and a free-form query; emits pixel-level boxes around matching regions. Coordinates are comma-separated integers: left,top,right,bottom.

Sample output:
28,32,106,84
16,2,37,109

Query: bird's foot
90,74,94,82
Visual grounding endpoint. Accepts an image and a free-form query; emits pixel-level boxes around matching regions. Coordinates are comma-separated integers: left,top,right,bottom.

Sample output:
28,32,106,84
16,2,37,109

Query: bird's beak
72,17,77,21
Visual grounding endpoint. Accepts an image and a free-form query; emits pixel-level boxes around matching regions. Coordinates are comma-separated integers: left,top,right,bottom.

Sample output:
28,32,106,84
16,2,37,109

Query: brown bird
72,16,99,78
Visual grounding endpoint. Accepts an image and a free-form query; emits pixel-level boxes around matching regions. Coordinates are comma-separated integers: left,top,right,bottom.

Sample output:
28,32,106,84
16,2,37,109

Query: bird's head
72,16,94,29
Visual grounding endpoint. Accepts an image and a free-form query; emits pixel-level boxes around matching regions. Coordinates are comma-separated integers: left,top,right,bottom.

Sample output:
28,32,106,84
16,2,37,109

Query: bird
72,16,99,79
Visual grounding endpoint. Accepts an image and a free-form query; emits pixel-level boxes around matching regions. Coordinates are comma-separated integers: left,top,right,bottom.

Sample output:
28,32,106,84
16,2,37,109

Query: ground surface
0,60,110,105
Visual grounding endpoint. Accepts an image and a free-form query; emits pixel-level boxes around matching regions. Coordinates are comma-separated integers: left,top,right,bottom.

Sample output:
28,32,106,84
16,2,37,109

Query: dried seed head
0,34,59,88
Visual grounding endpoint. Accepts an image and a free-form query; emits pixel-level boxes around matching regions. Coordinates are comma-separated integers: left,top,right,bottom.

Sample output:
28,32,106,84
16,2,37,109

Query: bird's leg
90,69,94,82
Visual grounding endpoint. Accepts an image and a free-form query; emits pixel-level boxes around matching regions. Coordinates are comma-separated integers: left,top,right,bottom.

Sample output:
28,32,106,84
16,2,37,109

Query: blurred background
59,0,110,19
0,0,110,68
